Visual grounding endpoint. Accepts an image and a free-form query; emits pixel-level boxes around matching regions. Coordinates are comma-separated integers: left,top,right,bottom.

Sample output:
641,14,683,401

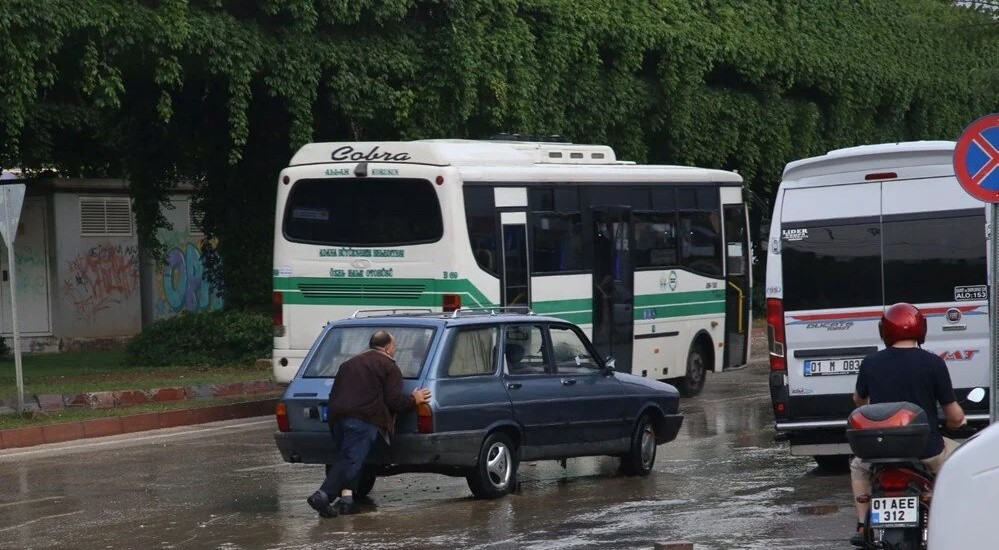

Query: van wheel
466,432,518,499
813,455,850,472
673,345,708,397
620,414,657,476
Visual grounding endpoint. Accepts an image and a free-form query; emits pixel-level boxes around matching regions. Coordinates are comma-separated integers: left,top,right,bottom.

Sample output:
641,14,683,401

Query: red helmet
879,303,927,346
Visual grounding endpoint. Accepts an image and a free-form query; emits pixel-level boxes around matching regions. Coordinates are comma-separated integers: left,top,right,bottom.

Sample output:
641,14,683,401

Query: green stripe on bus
532,297,593,313
547,312,593,324
633,302,725,320
633,289,725,307
275,277,495,308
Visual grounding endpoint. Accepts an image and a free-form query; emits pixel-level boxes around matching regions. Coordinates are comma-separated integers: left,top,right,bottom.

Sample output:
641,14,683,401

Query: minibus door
591,207,635,373
723,204,751,369
500,212,530,308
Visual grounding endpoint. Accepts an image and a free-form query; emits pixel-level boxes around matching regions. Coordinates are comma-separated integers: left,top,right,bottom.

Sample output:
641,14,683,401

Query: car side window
446,327,500,377
549,325,600,374
503,324,551,375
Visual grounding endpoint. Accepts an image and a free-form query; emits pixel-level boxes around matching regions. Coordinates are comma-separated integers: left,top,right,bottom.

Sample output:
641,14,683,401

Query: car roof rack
350,308,436,318
450,307,535,318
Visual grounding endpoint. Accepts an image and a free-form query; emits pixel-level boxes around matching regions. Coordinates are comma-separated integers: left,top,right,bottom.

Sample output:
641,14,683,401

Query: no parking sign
954,113,999,424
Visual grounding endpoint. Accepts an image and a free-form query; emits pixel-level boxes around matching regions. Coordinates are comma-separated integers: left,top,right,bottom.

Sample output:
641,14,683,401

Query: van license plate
803,358,863,376
320,405,328,422
870,496,919,527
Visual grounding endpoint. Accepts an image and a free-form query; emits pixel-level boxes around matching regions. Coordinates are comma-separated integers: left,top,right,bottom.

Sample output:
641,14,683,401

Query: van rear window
283,178,443,246
883,212,986,304
781,219,882,311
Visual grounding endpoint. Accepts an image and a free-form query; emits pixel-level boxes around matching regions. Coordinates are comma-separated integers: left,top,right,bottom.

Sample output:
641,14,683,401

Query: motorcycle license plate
803,358,863,376
870,497,919,527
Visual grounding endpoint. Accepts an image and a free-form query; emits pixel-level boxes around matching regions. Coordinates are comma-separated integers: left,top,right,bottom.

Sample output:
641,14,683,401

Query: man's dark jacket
329,349,415,434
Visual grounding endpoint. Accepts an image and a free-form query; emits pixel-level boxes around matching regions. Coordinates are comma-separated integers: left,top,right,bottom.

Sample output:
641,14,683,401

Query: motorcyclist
848,302,966,547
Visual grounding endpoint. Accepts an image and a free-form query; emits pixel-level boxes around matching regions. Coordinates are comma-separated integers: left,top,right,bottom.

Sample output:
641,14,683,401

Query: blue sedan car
273,309,684,499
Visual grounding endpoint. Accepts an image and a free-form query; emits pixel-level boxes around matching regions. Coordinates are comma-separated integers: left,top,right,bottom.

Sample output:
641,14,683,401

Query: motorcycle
846,388,985,550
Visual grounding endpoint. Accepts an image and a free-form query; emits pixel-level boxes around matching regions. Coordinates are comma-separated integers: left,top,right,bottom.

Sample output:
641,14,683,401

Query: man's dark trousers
320,417,379,497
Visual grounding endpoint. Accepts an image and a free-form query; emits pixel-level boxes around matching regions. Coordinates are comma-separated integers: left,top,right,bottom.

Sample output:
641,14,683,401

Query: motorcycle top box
847,402,930,460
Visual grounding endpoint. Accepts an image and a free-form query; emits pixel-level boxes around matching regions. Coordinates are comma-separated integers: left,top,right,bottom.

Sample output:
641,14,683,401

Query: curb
0,398,278,450
1,379,279,415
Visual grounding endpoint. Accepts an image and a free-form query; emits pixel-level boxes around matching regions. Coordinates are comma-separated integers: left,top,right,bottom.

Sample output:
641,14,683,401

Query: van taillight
766,298,786,371
273,292,284,327
275,402,290,432
442,293,461,312
417,403,433,433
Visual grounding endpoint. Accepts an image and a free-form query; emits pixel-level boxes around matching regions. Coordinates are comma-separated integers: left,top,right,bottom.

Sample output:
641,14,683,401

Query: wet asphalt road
0,349,859,549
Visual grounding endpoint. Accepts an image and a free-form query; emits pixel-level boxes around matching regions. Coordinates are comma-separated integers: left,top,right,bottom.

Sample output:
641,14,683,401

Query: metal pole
992,202,999,424
4,188,24,413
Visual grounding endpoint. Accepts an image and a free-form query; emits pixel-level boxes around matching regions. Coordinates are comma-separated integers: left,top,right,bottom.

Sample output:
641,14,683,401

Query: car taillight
273,291,284,327
442,293,461,312
766,298,786,372
417,403,433,433
275,402,290,432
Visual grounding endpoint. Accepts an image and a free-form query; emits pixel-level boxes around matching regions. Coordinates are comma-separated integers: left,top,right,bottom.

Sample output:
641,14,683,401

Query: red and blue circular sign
954,113,999,203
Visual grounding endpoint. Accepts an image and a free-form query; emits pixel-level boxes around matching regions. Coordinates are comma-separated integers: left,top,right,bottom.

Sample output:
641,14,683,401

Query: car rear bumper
274,430,483,472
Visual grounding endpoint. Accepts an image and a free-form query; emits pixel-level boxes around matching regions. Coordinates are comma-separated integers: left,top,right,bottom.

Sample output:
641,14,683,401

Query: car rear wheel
323,463,377,499
466,432,517,499
673,345,707,397
620,414,657,476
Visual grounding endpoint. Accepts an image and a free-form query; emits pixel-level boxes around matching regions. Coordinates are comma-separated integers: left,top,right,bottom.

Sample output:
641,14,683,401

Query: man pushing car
307,330,432,517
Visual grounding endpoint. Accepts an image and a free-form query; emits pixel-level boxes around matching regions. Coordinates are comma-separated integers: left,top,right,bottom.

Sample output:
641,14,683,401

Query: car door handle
506,383,522,390
561,378,577,386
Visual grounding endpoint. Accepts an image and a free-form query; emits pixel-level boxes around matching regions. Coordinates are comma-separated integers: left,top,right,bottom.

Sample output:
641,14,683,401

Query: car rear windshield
283,178,443,246
303,326,436,379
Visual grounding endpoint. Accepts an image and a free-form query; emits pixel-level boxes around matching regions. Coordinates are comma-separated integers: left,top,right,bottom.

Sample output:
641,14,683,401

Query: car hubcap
640,424,656,468
486,442,512,488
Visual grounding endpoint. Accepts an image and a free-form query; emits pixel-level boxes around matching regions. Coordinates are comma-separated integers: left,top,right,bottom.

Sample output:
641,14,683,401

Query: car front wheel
620,414,657,476
466,432,518,499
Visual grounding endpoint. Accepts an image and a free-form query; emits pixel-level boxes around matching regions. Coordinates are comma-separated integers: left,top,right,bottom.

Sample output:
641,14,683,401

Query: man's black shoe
849,529,867,547
337,499,361,515
307,491,338,518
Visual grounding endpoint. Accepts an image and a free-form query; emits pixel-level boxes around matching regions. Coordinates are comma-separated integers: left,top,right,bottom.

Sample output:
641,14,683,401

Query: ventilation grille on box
80,197,132,236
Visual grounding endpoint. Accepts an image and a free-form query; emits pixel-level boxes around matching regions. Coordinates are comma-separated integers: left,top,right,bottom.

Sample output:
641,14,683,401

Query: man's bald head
369,330,394,350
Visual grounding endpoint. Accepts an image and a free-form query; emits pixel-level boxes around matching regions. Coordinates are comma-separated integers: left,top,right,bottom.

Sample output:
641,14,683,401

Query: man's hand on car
412,388,431,405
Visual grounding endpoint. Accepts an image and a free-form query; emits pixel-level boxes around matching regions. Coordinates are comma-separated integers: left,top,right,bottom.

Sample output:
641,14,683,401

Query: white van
764,141,990,467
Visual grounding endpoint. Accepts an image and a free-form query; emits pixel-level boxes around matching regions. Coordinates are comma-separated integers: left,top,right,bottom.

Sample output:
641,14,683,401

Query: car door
549,323,628,446
433,326,513,435
500,323,570,458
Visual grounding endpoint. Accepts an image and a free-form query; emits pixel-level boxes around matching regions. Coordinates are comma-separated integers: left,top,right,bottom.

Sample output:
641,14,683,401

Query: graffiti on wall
5,246,48,299
62,243,139,321
156,242,223,316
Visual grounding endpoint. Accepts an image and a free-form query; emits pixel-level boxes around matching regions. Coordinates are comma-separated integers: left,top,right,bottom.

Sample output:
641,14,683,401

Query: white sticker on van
955,285,987,301
781,228,808,241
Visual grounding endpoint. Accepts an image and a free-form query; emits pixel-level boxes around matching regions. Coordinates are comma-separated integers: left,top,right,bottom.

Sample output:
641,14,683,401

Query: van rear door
779,183,883,426
881,178,989,420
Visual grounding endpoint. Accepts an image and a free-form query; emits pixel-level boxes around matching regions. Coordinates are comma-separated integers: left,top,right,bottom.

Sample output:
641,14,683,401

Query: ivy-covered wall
1,0,997,309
